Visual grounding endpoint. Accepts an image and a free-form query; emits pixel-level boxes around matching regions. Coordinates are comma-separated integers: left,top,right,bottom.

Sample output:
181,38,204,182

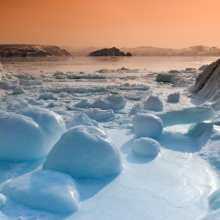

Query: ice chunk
133,113,163,138
2,170,80,213
53,71,64,76
66,114,101,129
39,93,58,101
143,95,163,112
129,103,142,116
132,137,161,157
187,122,213,137
0,193,6,208
167,92,180,103
43,125,123,179
154,107,215,127
12,86,26,95
209,189,220,211
18,108,65,140
74,95,126,110
85,108,115,121
156,73,174,83
0,114,49,161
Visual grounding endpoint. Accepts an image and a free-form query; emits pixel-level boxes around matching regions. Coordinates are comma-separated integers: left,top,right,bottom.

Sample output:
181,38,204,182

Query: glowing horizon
1,0,220,48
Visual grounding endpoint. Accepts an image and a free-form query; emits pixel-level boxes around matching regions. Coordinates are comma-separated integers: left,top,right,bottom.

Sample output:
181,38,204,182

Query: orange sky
0,0,220,48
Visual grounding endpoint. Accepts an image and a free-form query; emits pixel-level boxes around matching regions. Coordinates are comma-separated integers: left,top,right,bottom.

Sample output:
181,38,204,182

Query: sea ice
154,106,215,127
156,73,174,83
1,170,80,213
0,193,6,208
18,108,66,140
143,95,163,111
74,95,126,110
12,86,26,95
187,122,213,137
66,114,101,129
133,113,163,138
85,108,115,121
209,189,220,211
38,92,58,100
167,92,180,103
43,125,123,179
132,137,161,157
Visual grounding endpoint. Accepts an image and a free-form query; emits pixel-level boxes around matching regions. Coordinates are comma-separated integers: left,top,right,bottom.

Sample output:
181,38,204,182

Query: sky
0,0,220,48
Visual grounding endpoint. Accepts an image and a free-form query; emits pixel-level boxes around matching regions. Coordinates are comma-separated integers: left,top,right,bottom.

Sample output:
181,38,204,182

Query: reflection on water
0,56,217,73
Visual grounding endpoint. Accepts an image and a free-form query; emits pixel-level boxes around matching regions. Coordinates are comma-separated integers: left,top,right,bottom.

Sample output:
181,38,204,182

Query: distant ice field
0,56,217,73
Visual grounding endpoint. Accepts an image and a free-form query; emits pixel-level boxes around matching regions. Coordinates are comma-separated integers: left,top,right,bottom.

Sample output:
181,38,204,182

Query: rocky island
89,47,132,56
0,44,71,57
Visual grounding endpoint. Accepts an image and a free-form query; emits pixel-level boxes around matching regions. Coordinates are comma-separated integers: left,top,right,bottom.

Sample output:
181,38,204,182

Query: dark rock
89,47,132,56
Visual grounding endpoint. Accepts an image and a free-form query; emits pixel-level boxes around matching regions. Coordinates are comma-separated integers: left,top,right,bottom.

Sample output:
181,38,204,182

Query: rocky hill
88,47,132,56
65,45,220,57
0,44,71,57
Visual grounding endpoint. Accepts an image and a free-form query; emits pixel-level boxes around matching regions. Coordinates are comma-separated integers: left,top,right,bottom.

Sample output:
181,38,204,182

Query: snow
84,108,115,121
154,106,215,127
132,137,161,157
43,125,123,179
0,194,6,208
133,113,163,138
1,170,80,213
143,95,163,111
167,92,180,103
66,114,101,129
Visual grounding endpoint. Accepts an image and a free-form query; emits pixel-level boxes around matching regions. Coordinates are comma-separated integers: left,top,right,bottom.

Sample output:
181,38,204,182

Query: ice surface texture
0,108,65,161
43,125,123,179
74,95,126,110
132,137,161,157
0,194,6,208
133,113,163,138
154,106,215,127
143,95,163,111
66,114,101,129
2,170,80,213
85,108,115,121
167,92,180,103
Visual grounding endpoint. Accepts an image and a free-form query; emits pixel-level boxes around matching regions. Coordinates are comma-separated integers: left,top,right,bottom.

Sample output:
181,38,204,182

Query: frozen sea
0,56,220,220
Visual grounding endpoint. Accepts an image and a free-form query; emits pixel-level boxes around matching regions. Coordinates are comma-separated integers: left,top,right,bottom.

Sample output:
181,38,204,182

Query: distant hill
64,45,220,56
89,47,132,56
0,44,71,57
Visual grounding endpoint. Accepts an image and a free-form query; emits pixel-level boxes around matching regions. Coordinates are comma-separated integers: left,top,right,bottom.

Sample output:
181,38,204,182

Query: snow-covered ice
43,125,123,179
143,95,163,111
167,92,180,103
0,194,6,209
133,113,163,137
154,106,215,127
84,108,115,121
132,137,161,157
1,170,80,213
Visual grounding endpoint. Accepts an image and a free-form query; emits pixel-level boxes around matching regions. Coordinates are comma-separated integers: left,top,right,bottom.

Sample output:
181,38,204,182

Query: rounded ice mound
43,125,123,179
17,108,66,140
66,114,101,129
0,193,6,208
167,92,180,103
2,170,80,213
209,189,220,211
0,114,47,161
12,87,26,95
85,108,115,121
133,113,163,138
132,137,161,157
143,95,163,112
